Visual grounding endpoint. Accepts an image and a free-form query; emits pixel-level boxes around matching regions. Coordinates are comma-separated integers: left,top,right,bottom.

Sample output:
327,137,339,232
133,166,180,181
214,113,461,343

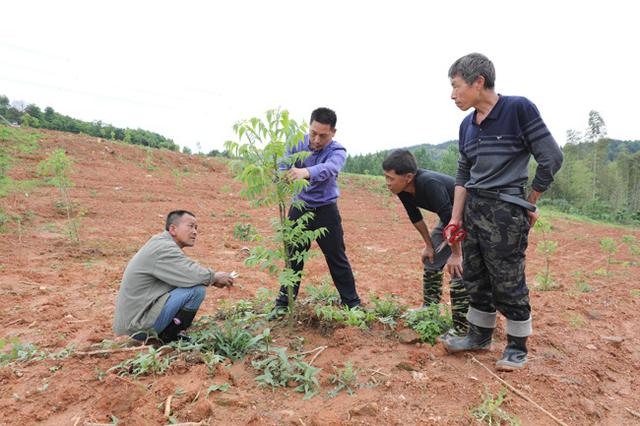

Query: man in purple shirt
272,107,361,315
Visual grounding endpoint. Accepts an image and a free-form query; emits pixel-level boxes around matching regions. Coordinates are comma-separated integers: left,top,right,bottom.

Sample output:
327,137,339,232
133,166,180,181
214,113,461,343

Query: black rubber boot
496,335,528,371
159,308,198,344
442,323,493,353
437,278,470,343
449,278,469,336
422,270,443,307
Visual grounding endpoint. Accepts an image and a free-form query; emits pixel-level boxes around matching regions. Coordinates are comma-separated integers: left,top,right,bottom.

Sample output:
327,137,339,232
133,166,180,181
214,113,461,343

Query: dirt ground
1,129,639,425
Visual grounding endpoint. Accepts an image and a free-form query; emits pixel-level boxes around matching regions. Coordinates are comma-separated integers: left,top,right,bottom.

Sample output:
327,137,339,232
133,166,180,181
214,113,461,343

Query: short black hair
448,53,496,90
165,210,195,231
382,149,417,175
310,107,337,129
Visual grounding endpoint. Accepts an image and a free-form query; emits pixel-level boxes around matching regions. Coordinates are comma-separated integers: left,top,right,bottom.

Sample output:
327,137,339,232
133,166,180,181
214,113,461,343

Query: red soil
1,129,639,425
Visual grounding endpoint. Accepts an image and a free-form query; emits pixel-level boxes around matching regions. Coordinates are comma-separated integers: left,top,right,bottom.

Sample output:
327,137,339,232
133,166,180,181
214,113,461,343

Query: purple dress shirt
287,134,347,208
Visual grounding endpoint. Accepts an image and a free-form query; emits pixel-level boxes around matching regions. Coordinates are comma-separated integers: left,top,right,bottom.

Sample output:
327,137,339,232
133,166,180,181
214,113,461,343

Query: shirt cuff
306,166,318,182
206,269,215,286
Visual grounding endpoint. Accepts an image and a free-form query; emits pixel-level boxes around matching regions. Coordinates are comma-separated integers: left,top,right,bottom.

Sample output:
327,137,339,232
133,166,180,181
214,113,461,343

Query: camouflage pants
423,222,469,335
462,193,531,322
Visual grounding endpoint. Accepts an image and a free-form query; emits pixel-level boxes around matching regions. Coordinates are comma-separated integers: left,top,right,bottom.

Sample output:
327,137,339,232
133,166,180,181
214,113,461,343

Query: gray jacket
113,231,214,336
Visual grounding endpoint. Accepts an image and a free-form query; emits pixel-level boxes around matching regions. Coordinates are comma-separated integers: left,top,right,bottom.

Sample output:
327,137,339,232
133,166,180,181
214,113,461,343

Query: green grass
540,206,640,230
0,125,42,154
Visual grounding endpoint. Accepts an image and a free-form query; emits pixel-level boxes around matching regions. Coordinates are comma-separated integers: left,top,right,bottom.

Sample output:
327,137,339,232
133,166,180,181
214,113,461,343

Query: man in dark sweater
443,53,563,370
383,149,469,340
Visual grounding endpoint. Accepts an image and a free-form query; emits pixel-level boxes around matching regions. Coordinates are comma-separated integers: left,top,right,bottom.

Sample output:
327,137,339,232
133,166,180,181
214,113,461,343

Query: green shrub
303,280,340,305
192,321,270,361
233,222,258,241
107,346,175,377
313,305,375,329
252,347,321,399
402,304,452,345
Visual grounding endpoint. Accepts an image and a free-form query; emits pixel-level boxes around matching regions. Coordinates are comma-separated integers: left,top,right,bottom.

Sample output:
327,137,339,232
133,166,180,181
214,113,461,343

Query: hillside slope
1,128,639,425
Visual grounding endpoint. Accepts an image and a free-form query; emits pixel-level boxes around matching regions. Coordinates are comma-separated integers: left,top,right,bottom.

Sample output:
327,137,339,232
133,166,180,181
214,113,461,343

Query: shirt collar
471,94,504,126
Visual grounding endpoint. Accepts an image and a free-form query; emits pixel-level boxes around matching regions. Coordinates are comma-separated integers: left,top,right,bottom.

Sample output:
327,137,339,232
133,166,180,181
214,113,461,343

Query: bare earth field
1,129,639,425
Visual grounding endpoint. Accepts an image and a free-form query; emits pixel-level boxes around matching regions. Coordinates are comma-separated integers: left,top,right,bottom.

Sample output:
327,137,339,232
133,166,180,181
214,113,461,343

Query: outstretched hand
286,167,310,181
213,271,236,288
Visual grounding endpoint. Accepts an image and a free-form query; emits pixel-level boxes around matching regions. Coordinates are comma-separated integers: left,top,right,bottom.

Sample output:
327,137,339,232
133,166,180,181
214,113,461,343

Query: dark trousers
276,203,360,308
462,194,531,321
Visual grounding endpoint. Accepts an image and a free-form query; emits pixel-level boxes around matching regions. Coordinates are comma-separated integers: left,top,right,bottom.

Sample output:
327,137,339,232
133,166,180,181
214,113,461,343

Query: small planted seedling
233,222,258,241
599,237,618,275
328,361,359,397
252,347,321,400
401,304,452,345
533,217,559,290
471,386,521,426
314,305,375,330
37,149,80,243
0,338,43,366
370,294,406,328
192,321,270,361
107,346,176,378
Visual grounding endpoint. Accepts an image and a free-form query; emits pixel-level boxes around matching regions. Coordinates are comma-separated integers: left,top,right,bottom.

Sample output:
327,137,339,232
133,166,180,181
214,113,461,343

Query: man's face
450,75,481,111
309,120,336,151
384,169,413,194
169,214,198,248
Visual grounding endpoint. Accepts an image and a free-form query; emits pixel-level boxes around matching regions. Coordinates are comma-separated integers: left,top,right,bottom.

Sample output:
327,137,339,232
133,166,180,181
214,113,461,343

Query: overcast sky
1,1,637,154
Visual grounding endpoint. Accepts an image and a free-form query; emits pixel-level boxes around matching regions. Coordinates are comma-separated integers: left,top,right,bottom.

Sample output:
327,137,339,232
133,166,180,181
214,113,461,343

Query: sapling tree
622,235,639,260
533,217,558,290
37,149,79,243
599,237,618,275
224,109,327,324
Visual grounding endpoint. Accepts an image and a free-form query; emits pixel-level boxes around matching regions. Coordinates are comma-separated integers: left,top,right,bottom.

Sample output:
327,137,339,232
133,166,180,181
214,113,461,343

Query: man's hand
444,219,463,241
446,252,463,278
212,272,235,288
421,245,434,265
287,167,310,181
526,190,541,226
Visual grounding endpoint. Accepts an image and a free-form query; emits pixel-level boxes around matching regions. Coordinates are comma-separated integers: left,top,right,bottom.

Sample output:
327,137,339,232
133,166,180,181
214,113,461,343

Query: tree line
344,141,459,177
344,111,640,225
0,94,178,151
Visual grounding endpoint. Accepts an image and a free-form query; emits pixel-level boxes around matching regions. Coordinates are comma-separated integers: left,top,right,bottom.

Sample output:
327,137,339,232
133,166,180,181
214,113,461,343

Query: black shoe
442,323,493,353
159,309,198,344
176,331,192,342
496,335,528,371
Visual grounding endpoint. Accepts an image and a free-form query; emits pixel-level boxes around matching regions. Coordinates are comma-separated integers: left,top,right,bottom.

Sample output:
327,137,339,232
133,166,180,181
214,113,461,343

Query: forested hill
344,138,640,225
0,94,178,151
343,141,459,176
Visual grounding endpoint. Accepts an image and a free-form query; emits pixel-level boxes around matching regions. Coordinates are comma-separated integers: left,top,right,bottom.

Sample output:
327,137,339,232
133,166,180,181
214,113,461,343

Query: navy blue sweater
455,95,563,193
